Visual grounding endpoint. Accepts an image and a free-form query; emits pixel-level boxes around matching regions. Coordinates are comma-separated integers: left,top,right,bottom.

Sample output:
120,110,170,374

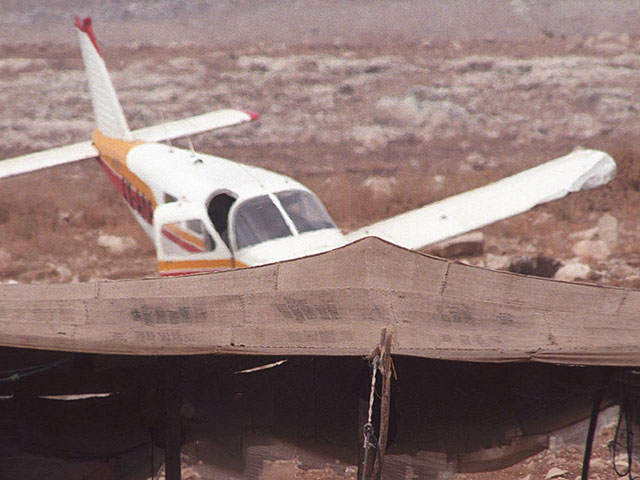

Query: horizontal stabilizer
0,141,98,180
132,109,258,142
345,148,616,250
0,109,258,180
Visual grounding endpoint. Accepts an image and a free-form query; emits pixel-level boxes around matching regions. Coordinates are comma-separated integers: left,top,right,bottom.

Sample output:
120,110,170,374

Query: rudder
75,17,132,140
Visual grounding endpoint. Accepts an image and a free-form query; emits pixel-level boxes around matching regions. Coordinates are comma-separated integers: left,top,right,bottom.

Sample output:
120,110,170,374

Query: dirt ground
2,2,640,479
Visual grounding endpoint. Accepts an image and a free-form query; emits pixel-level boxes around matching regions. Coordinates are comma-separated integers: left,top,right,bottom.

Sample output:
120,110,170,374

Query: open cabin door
153,201,235,276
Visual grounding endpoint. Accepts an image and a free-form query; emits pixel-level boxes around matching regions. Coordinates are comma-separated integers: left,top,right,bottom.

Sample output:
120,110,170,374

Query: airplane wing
0,141,99,180
345,148,616,250
131,109,258,142
0,109,258,180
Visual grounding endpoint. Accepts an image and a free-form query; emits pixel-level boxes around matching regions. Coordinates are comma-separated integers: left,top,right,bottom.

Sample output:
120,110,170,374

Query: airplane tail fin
75,17,132,140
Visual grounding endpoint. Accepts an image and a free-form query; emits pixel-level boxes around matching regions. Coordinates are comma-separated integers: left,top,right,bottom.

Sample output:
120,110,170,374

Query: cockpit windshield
275,190,336,233
233,190,337,249
233,195,291,249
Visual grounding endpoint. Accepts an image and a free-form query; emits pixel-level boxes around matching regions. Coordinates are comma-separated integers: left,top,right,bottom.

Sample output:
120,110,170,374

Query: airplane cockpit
227,188,346,266
153,187,346,275
231,189,337,249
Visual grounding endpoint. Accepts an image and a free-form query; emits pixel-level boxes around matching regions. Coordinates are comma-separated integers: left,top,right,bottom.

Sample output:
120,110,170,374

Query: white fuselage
97,137,347,274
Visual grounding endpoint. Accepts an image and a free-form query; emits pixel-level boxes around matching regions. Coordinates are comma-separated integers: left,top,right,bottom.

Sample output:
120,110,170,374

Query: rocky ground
2,2,640,479
2,32,640,287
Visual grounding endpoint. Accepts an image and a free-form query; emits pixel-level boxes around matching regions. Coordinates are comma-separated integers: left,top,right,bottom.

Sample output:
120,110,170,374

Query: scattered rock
374,92,470,141
236,55,292,72
58,210,85,225
568,226,598,241
462,152,497,171
572,240,611,262
532,212,554,226
149,464,200,480
554,260,591,282
261,459,299,480
0,58,49,74
375,95,425,127
613,453,629,472
348,125,403,151
486,253,511,271
597,214,619,249
428,232,485,258
545,467,568,479
97,234,137,256
609,261,638,280
361,176,398,198
585,32,632,54
55,265,74,283
622,275,640,290
433,175,446,189
453,56,495,73
589,458,608,470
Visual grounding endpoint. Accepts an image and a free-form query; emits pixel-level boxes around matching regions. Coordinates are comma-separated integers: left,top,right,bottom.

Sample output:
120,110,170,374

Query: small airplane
0,17,617,277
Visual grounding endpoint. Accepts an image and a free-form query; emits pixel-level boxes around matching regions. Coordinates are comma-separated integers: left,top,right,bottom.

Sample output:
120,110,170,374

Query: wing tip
243,110,260,121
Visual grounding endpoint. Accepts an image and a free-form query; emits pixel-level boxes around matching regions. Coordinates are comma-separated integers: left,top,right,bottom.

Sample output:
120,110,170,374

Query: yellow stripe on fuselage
158,259,248,274
92,130,157,208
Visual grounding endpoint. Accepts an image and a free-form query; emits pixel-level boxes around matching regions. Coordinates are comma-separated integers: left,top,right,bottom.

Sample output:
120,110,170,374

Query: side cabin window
234,195,291,249
164,193,177,203
160,219,215,255
274,190,336,233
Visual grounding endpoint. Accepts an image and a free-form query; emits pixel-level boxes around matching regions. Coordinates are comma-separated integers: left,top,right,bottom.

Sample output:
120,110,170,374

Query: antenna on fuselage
159,111,173,152
187,138,196,157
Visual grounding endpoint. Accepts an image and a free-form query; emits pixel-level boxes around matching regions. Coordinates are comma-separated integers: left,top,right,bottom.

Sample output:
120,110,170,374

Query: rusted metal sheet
1,237,639,366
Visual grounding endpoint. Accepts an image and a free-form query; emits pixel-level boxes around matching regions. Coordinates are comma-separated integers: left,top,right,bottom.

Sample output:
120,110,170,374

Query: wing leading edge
132,109,258,142
0,109,258,180
0,141,98,180
345,148,616,250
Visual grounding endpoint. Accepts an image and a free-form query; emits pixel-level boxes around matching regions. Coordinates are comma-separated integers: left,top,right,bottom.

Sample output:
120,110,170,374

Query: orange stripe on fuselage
163,224,207,252
92,130,157,209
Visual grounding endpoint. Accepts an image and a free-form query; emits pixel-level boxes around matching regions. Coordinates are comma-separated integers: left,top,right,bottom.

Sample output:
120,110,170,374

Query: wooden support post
378,330,393,463
358,328,394,480
581,388,604,480
357,393,370,480
374,328,393,478
164,358,182,480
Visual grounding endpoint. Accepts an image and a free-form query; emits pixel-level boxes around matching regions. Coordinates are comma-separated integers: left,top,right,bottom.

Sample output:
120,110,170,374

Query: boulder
554,260,591,282
545,467,568,479
572,239,611,262
508,255,561,278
